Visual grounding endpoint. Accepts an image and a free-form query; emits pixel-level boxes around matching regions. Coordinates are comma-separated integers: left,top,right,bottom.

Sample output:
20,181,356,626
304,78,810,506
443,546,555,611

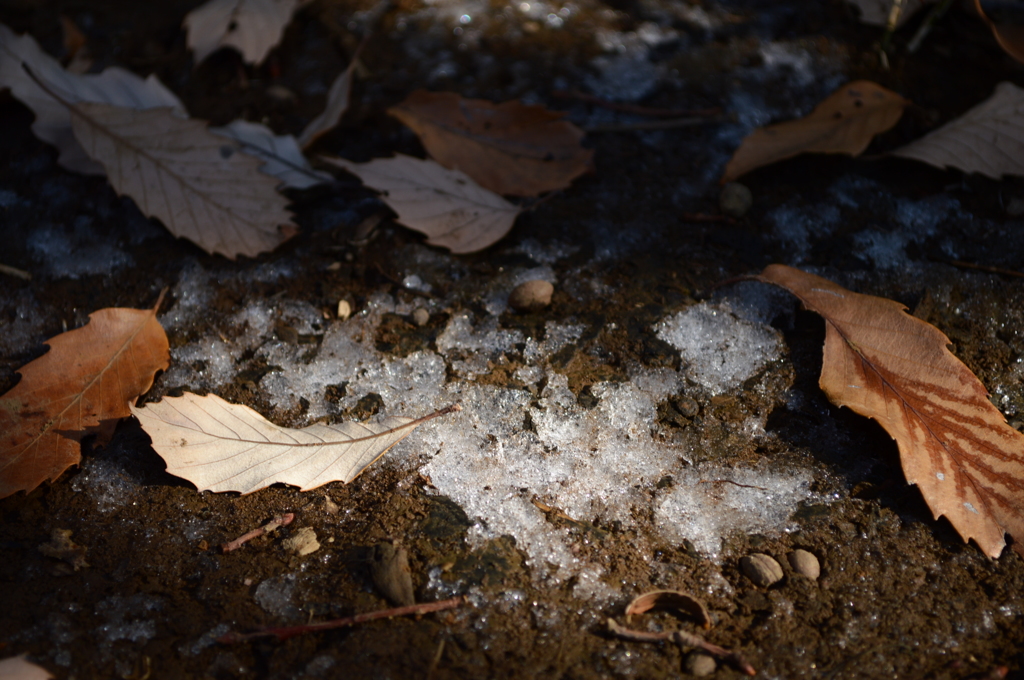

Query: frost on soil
147,246,823,600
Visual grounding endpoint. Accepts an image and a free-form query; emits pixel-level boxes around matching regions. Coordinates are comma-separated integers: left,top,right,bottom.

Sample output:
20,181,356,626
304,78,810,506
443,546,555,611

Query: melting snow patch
654,302,782,395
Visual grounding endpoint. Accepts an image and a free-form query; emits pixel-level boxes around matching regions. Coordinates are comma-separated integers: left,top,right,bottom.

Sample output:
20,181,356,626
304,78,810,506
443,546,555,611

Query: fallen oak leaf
0,655,54,680
388,90,593,197
324,154,522,254
757,264,1024,558
184,0,304,66
67,102,297,259
721,81,908,183
297,40,363,149
974,0,1024,65
131,393,460,494
0,295,170,499
0,23,184,174
890,81,1024,179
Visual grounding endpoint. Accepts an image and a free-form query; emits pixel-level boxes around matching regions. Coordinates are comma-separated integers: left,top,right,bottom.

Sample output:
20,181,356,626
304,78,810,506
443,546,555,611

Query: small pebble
412,307,430,326
740,553,784,587
719,182,753,218
683,652,717,676
787,549,820,580
337,299,352,321
509,280,553,312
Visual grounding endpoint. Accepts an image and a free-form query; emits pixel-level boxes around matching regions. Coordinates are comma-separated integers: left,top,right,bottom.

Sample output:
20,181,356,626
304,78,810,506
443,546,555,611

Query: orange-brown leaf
0,299,169,498
722,81,908,183
974,0,1024,66
387,90,593,197
758,264,1024,558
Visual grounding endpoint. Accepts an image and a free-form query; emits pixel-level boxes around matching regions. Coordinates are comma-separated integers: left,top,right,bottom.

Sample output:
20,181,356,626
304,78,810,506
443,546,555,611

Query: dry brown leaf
69,102,297,258
131,393,460,494
845,0,932,26
297,55,358,149
0,23,184,174
388,90,593,197
757,264,1024,558
184,0,302,66
974,0,1024,65
891,82,1024,179
624,590,711,629
0,298,169,499
324,154,522,254
210,119,332,189
721,81,908,183
0,655,54,680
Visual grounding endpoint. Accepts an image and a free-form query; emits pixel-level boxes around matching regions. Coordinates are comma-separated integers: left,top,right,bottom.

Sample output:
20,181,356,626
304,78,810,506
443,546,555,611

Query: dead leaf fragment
0,23,184,174
0,300,169,498
625,590,711,629
68,103,296,258
757,264,1024,558
325,154,522,253
131,393,459,494
297,56,358,149
891,81,1024,179
210,119,332,189
38,528,89,570
370,541,415,606
184,0,302,66
388,90,593,197
722,81,908,183
282,527,320,556
0,655,54,680
974,0,1024,65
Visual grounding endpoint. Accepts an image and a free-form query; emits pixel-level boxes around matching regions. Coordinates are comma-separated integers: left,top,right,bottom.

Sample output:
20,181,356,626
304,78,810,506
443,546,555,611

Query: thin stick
698,479,768,492
552,90,720,118
221,513,294,553
0,263,31,280
906,0,955,53
217,596,466,643
947,260,1024,279
606,619,756,676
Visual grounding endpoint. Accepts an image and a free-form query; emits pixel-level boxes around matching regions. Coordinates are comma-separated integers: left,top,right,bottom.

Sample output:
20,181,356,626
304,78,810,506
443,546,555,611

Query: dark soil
3,0,1024,678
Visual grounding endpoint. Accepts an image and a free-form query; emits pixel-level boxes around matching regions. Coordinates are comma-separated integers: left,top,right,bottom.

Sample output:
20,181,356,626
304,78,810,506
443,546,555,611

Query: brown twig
947,260,1024,279
217,596,467,643
0,263,31,280
221,513,294,553
552,90,720,118
698,479,769,492
606,619,756,676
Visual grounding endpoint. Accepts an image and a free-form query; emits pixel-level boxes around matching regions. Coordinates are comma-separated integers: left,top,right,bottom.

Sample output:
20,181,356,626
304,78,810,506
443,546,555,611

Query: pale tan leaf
0,23,184,174
184,0,301,66
0,299,169,499
845,0,932,27
68,103,296,259
722,81,908,183
388,90,593,197
297,57,357,149
131,393,459,494
891,82,1024,179
324,154,522,254
210,119,332,189
758,264,1024,558
0,655,54,680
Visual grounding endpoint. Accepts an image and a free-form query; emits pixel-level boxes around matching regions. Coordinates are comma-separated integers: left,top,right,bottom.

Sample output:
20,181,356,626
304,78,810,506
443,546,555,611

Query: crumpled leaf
298,54,358,149
0,23,184,174
325,154,522,254
0,298,170,499
845,0,932,26
625,590,711,629
974,0,1024,65
757,264,1024,559
184,0,302,66
131,393,460,494
69,102,297,258
722,81,908,183
0,655,53,680
891,82,1024,179
211,119,332,189
388,90,593,197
